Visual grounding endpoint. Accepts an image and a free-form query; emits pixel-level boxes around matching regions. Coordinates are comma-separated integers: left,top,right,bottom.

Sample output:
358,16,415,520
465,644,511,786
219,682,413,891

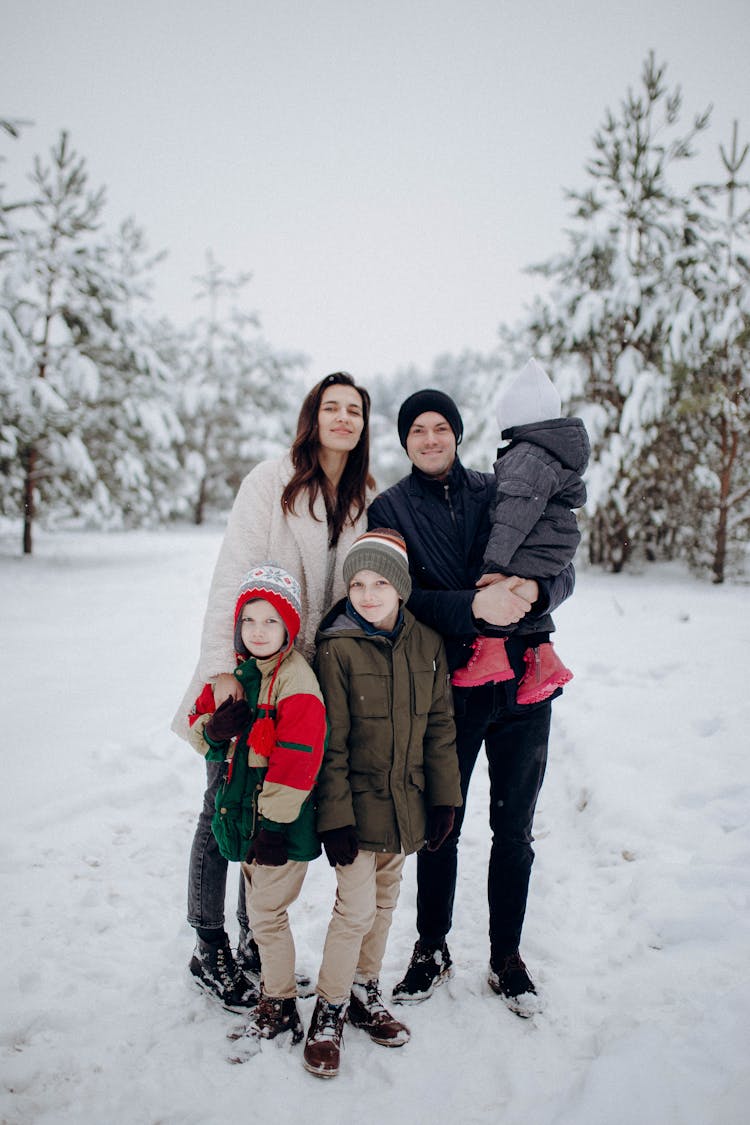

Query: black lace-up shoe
488,951,543,1018
236,926,262,976
189,934,259,1012
391,940,453,1003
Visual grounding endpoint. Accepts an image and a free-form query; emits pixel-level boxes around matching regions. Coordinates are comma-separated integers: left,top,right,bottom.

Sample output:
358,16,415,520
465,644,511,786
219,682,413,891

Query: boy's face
240,598,287,658
348,569,400,632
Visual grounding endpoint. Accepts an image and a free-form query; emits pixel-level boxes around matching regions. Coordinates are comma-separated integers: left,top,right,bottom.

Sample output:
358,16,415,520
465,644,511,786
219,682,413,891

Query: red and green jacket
188,647,327,861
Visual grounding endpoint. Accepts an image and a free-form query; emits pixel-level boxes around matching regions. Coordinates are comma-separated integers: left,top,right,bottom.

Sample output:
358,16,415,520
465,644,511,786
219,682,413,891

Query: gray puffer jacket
485,417,590,579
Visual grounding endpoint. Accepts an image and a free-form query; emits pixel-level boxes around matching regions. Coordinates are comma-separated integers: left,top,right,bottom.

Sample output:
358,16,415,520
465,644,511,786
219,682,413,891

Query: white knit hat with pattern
233,564,302,655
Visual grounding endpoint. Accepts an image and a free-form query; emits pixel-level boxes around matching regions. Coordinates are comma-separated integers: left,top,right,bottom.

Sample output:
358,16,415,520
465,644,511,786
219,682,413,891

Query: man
367,389,575,1018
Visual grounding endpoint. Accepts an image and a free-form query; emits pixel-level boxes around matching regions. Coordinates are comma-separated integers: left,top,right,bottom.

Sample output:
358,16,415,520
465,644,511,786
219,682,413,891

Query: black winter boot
391,940,453,1003
236,926,313,997
189,933,259,1012
236,926,262,976
488,951,543,1018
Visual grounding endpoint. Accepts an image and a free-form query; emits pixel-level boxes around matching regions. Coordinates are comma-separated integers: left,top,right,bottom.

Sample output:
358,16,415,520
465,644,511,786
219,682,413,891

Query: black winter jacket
367,458,575,671
485,417,589,579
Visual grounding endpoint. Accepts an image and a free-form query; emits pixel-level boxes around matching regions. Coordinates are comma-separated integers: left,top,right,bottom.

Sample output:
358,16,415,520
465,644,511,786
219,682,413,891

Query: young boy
187,564,326,1060
304,529,462,1079
451,358,590,703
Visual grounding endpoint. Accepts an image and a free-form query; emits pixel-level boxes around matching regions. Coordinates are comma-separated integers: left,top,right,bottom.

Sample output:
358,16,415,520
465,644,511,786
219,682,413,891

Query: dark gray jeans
187,759,248,931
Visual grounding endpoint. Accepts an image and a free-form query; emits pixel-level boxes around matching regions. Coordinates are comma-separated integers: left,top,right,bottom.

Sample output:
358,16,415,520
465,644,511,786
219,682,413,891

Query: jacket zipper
443,482,458,530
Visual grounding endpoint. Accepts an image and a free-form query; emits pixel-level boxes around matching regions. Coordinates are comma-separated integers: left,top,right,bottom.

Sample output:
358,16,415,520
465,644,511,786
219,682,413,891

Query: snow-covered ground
1,527,748,1125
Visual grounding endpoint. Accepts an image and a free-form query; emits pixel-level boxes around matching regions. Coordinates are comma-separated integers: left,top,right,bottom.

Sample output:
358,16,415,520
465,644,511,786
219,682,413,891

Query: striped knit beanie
343,528,412,601
233,564,302,656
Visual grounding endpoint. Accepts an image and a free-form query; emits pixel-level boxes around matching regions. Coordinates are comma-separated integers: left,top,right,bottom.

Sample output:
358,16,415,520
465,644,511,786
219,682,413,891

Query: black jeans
187,759,248,932
416,682,550,961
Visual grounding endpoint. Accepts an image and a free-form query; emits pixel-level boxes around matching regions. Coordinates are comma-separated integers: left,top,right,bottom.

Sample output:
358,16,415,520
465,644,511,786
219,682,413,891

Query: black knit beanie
397,389,464,449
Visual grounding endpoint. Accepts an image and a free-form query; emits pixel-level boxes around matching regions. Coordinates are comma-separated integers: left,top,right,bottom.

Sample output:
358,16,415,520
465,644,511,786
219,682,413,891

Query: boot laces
214,946,235,989
316,1000,345,1036
356,980,386,1015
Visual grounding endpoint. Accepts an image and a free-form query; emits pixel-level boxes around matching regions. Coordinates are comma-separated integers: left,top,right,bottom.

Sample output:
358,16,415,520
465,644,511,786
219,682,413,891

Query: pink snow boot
451,637,515,688
515,642,573,705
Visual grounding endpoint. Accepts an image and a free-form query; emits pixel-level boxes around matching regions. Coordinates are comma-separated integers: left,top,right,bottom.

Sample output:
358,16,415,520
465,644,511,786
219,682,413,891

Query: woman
173,372,374,1012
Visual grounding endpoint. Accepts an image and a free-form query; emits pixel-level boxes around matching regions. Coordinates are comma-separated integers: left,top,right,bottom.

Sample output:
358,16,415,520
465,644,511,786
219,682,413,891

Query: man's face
405,411,457,478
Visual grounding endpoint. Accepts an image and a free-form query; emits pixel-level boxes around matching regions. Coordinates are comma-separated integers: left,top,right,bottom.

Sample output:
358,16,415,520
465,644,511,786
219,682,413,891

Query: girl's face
317,384,365,454
348,569,400,632
239,599,287,658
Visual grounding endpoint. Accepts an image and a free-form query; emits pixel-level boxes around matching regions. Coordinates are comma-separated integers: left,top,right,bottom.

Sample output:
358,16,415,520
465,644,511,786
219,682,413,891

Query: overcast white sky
3,0,749,380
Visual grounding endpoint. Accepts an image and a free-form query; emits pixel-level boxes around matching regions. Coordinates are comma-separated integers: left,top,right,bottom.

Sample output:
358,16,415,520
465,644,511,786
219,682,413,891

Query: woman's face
316,384,365,454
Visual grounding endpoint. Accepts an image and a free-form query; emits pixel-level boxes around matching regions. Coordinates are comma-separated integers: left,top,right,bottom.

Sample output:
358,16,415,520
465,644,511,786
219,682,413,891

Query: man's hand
475,573,539,603
213,673,245,707
426,806,456,851
471,576,535,627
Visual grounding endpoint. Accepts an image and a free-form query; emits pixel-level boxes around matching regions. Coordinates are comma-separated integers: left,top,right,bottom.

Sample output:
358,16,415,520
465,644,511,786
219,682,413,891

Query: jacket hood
499,417,590,475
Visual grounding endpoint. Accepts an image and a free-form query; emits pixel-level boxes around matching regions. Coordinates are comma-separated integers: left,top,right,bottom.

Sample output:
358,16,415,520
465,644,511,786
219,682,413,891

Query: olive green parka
313,602,461,855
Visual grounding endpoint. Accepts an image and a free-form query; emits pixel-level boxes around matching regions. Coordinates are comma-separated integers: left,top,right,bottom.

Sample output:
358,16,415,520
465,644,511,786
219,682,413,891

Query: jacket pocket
496,476,535,499
411,669,434,715
350,770,390,794
408,767,425,793
349,673,389,717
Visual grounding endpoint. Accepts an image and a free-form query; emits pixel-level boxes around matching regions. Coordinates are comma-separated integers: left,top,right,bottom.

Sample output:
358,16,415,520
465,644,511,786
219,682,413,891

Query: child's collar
345,600,404,640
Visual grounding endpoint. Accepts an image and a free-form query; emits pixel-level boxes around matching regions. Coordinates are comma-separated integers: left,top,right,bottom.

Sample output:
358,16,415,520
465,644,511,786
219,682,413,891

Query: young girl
450,357,589,702
304,530,462,1079
187,564,326,1058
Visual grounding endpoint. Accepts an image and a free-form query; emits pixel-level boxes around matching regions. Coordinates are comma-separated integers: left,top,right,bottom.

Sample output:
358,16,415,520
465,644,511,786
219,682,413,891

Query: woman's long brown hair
281,372,375,545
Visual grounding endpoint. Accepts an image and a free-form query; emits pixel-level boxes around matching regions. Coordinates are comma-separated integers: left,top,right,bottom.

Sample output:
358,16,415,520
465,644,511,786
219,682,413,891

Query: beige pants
316,850,405,1005
241,859,308,999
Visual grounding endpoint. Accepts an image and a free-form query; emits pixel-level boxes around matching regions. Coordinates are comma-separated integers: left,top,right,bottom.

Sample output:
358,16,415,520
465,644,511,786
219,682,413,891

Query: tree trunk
22,444,36,555
711,419,737,585
193,475,207,526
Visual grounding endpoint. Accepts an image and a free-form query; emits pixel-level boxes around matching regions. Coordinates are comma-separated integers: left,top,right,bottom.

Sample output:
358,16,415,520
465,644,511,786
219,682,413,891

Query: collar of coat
407,456,490,504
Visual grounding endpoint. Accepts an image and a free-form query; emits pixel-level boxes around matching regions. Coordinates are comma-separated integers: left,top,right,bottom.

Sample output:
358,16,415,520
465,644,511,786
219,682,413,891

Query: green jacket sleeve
313,640,357,833
423,639,462,809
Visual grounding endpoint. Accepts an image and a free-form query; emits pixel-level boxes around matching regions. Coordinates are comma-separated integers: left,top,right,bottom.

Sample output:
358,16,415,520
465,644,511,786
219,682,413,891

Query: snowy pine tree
523,55,711,571
1,131,106,552
76,218,185,527
176,251,305,523
665,123,750,581
0,131,186,550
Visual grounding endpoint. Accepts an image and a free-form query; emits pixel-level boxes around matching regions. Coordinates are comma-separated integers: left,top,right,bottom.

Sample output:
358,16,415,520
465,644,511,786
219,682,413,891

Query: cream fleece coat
172,455,370,740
